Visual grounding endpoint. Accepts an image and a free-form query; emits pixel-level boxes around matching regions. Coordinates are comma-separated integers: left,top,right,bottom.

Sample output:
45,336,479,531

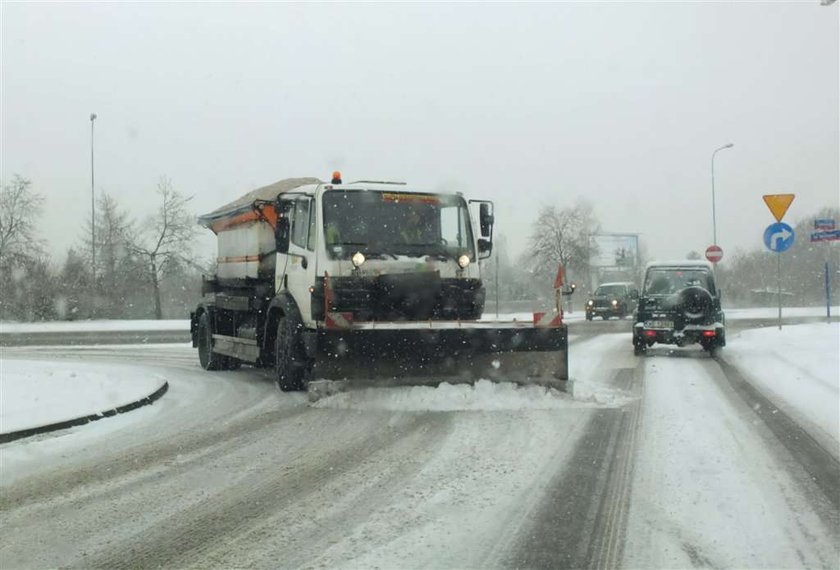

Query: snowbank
724,323,839,450
0,359,168,434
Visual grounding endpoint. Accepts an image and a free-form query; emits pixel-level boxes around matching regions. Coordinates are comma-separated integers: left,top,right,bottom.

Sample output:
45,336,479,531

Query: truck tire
197,312,224,370
275,315,307,392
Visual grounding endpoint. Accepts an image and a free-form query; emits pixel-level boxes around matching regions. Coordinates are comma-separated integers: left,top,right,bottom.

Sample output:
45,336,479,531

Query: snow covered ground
624,352,838,569
0,359,167,434
2,320,835,441
1,324,836,568
724,322,839,453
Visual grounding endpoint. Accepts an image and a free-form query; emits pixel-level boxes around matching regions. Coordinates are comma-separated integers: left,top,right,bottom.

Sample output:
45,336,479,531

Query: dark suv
632,261,726,356
585,282,638,320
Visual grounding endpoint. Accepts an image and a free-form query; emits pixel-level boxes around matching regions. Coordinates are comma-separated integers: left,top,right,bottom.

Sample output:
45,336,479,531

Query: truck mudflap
307,313,569,401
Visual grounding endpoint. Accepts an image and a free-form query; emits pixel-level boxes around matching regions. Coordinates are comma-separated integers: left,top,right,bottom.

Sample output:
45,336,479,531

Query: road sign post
812,218,837,323
762,199,796,329
764,223,795,331
826,261,832,324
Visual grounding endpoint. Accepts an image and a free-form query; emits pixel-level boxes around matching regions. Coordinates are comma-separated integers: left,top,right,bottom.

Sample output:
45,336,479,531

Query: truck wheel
275,315,307,392
197,312,224,370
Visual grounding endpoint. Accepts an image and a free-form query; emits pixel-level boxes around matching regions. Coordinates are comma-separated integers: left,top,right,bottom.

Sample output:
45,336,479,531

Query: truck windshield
322,190,475,260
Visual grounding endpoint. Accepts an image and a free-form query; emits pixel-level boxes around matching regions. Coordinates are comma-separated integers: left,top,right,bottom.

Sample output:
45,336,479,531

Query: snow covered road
1,328,837,568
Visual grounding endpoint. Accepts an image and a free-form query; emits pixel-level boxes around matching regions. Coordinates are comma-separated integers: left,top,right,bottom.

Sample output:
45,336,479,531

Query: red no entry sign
705,245,723,263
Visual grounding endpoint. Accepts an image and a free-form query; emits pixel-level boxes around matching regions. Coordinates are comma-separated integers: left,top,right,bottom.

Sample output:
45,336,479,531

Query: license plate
645,320,673,329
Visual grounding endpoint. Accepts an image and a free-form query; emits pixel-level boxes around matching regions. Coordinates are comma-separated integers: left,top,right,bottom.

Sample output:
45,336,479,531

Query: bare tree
128,177,197,319
82,192,135,315
0,175,44,267
528,201,600,292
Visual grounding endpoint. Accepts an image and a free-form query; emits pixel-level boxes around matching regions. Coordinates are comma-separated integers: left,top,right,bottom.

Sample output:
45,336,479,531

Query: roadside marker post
554,264,565,315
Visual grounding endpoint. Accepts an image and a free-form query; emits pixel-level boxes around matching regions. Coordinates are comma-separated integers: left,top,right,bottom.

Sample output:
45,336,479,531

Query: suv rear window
644,268,714,296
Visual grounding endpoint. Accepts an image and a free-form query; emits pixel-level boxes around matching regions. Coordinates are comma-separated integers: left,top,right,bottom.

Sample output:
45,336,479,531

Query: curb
0,330,190,347
0,381,170,444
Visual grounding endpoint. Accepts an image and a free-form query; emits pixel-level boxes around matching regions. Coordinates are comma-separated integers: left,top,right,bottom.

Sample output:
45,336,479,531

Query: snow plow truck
190,174,569,397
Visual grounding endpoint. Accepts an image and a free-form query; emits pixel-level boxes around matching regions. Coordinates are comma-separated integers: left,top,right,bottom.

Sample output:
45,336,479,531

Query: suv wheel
633,336,647,356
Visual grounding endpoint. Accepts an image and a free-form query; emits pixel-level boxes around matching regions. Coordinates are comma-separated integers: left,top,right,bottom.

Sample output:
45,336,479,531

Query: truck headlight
587,300,594,307
352,252,365,268
458,255,470,268
611,299,619,307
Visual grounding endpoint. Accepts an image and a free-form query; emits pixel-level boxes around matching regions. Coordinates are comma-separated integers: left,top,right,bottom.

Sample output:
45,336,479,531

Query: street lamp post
90,113,97,284
711,143,734,246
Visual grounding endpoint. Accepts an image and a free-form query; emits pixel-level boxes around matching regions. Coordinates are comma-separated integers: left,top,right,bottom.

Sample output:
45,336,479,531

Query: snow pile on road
311,378,634,412
724,322,839,450
0,359,167,433
311,379,580,411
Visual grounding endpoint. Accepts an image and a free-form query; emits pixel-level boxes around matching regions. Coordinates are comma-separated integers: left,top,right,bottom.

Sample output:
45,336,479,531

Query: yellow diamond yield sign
762,194,795,222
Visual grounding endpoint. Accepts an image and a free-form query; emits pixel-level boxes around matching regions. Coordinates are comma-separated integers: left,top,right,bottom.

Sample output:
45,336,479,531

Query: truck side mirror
478,238,493,256
630,289,639,300
275,216,290,253
479,203,494,238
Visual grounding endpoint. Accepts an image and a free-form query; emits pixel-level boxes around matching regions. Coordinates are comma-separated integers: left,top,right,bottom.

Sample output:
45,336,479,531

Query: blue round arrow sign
763,222,795,253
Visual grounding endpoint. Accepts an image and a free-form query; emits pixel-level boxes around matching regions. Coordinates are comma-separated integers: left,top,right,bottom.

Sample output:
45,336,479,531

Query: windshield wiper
335,242,398,259
401,243,459,263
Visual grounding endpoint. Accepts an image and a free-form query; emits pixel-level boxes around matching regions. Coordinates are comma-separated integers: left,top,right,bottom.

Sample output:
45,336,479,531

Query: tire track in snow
716,356,840,528
506,366,643,569
624,354,838,569
66,413,451,569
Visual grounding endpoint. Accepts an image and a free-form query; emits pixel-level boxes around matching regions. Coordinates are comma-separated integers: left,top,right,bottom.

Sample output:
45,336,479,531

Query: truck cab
273,181,492,327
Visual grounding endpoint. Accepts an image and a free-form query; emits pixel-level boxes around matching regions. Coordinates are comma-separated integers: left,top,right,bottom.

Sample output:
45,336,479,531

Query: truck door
284,197,317,326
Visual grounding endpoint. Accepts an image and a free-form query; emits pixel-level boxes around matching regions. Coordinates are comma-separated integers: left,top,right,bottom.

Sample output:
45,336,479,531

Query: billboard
589,234,639,268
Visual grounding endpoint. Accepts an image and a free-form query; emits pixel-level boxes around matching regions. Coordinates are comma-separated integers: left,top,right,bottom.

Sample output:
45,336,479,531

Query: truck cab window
440,204,466,248
291,198,311,249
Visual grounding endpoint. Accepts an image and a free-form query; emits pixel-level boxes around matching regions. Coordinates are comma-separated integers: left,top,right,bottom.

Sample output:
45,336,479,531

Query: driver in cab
400,208,427,244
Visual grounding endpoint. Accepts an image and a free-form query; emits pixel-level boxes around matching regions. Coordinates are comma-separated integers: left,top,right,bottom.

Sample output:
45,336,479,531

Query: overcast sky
2,2,837,267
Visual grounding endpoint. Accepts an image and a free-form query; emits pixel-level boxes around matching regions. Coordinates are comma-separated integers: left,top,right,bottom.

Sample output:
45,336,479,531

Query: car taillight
702,330,716,337
644,330,657,338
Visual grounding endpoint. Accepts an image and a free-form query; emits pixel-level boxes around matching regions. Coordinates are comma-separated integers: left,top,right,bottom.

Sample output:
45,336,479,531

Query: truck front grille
312,274,484,321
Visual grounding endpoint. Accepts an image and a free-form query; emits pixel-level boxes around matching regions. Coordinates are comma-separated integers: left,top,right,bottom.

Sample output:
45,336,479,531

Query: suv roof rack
347,180,407,185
